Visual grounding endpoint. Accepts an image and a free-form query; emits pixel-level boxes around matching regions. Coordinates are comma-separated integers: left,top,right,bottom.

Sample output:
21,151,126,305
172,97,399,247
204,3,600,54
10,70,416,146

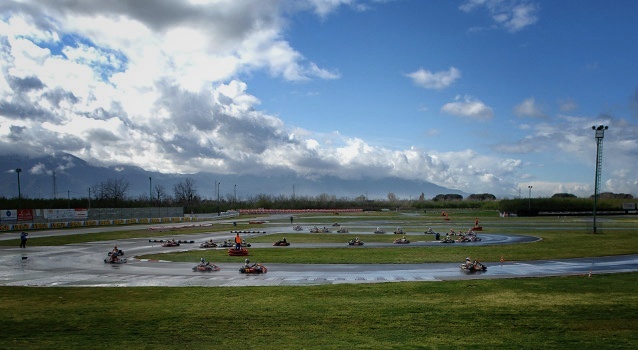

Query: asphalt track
1,221,637,287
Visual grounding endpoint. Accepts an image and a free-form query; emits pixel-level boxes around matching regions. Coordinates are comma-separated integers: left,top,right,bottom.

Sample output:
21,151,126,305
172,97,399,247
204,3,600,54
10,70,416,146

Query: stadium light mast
592,125,608,234
527,185,532,213
15,168,22,209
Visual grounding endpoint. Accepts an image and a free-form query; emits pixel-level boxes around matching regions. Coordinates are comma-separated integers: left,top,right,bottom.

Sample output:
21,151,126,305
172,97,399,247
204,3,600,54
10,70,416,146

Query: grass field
1,211,637,349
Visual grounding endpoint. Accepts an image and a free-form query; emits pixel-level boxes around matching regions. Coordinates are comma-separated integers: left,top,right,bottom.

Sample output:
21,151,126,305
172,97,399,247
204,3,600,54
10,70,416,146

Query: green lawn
1,273,636,349
1,211,637,349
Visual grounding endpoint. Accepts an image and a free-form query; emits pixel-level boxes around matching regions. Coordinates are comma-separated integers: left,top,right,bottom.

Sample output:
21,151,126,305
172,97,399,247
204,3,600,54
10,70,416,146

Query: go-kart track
1,219,637,287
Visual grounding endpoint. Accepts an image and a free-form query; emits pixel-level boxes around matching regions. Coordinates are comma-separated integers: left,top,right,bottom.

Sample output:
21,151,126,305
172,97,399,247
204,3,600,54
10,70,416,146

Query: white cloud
0,0,636,199
406,67,461,90
441,95,494,121
514,97,545,118
459,0,539,32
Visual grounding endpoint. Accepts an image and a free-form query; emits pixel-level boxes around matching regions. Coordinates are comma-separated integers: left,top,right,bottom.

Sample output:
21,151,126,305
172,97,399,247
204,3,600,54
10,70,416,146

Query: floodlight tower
592,125,608,234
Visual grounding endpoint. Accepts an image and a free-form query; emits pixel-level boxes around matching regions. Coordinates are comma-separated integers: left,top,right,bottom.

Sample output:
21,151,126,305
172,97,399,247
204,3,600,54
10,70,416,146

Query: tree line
1,176,634,215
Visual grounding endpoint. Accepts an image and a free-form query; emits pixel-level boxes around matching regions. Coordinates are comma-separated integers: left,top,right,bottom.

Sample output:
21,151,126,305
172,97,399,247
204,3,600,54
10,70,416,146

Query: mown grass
141,226,638,264
1,273,637,349
1,212,637,349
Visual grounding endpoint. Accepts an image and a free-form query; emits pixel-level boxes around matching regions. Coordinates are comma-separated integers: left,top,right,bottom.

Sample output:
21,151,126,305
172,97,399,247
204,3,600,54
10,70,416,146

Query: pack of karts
456,234,481,243
193,263,220,272
460,260,487,272
162,240,180,247
348,238,364,246
240,263,267,274
440,236,455,243
310,226,331,233
393,238,410,244
199,241,218,248
273,239,290,246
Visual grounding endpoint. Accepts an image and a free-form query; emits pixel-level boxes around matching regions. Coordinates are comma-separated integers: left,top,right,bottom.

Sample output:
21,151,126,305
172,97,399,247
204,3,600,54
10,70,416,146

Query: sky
0,0,637,199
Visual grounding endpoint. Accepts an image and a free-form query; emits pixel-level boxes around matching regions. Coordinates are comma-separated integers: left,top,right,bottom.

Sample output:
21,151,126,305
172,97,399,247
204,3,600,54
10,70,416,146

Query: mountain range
0,153,466,202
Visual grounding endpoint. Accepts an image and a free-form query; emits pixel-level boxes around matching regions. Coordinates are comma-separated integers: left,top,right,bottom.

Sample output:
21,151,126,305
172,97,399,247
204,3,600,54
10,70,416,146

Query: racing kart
220,240,251,248
310,227,331,233
440,237,455,243
456,235,481,243
393,228,405,235
104,254,127,264
337,227,349,233
193,263,220,272
347,239,364,246
239,263,267,274
460,261,487,272
373,228,385,234
199,241,218,248
273,240,290,246
393,238,410,244
219,240,235,248
162,241,180,247
467,235,481,242
108,249,124,256
293,225,303,231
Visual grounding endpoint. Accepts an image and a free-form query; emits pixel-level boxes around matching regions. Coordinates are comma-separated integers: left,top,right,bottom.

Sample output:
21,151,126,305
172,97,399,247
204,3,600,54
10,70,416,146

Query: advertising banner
17,209,34,221
43,208,89,220
1,210,17,221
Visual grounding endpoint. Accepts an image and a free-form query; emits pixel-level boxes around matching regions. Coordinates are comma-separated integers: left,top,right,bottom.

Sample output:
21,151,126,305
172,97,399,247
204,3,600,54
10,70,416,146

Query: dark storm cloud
9,75,45,92
25,0,281,51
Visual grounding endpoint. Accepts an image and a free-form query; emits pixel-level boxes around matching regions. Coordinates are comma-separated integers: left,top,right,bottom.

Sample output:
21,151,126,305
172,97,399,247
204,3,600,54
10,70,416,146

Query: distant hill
0,153,466,201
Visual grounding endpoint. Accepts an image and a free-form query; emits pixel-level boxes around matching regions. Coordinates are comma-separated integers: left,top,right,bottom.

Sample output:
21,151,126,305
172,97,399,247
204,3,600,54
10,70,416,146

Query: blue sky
0,0,637,198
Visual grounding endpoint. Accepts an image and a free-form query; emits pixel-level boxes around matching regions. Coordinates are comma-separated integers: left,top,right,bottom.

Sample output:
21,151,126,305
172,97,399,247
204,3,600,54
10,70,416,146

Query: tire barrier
228,248,249,256
148,239,195,243
231,230,266,234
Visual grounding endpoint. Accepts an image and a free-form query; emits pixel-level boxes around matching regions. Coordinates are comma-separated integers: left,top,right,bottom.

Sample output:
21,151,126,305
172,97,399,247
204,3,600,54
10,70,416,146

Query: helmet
466,257,471,261
245,258,249,264
200,257,205,263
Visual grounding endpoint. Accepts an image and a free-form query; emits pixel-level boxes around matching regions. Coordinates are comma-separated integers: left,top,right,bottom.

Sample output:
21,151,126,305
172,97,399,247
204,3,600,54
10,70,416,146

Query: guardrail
0,212,239,232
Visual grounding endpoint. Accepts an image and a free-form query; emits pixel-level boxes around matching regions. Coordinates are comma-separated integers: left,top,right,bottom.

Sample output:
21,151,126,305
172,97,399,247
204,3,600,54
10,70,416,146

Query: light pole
234,184,237,208
592,125,608,234
149,177,152,218
528,185,532,213
217,182,221,216
15,168,22,209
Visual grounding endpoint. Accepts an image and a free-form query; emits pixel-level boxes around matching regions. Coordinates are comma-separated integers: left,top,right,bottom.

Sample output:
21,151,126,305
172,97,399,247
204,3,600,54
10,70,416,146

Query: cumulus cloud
0,0,635,198
441,95,494,121
406,67,461,90
459,0,539,32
